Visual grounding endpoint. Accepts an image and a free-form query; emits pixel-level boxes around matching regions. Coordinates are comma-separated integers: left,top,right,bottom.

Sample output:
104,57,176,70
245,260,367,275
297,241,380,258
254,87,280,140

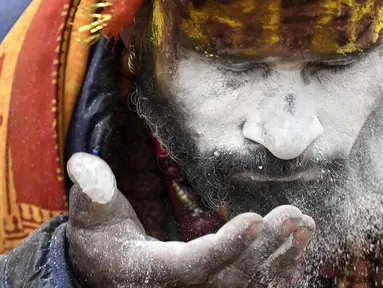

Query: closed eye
222,61,267,73
316,59,356,72
199,53,268,74
304,57,357,75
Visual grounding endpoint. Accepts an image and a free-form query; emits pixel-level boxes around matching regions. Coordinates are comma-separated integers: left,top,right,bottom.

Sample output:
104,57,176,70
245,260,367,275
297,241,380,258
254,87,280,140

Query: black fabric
0,216,79,288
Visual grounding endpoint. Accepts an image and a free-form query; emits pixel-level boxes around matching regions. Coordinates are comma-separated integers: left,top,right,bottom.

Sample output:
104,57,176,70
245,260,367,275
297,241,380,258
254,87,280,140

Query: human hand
209,206,315,288
66,152,314,288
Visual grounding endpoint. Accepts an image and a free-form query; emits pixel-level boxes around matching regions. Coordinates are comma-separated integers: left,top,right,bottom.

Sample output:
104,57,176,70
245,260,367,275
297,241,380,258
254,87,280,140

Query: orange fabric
62,0,95,145
59,0,97,168
0,0,93,252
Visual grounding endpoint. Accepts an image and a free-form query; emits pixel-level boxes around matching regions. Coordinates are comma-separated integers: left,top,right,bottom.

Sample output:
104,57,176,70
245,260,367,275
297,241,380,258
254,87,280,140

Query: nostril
242,116,323,160
242,121,265,146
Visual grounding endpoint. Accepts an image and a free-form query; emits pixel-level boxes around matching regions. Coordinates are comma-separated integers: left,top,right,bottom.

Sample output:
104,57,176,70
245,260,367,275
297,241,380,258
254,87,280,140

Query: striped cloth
0,0,96,252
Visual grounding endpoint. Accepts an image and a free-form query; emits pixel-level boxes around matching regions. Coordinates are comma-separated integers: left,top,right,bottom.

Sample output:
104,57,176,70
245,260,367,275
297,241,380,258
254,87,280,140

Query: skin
66,153,314,287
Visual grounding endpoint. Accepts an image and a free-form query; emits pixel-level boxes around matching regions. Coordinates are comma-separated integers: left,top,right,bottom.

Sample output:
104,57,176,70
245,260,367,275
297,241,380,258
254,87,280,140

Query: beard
133,47,383,286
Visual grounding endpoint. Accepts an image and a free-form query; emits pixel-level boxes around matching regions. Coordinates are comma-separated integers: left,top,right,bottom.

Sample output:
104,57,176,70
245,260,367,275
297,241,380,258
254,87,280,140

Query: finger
172,212,264,284
67,152,143,231
125,213,263,285
259,215,315,281
71,213,262,286
238,205,303,271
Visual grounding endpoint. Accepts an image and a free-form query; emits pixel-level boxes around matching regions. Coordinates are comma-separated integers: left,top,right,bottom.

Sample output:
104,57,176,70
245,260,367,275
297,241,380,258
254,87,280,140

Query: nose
242,94,323,160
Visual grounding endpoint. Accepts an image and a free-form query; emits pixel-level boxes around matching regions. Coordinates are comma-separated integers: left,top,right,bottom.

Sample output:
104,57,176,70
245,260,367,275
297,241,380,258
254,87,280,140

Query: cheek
171,62,258,151
313,67,383,155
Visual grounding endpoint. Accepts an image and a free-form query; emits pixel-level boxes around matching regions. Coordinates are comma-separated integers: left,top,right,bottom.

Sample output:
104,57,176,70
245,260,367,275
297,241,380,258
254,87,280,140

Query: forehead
176,0,383,58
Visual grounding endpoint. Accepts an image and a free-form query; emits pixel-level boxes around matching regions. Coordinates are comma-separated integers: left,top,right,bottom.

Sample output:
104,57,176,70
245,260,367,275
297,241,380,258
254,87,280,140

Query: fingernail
82,186,116,204
282,218,301,237
293,226,313,245
246,222,263,239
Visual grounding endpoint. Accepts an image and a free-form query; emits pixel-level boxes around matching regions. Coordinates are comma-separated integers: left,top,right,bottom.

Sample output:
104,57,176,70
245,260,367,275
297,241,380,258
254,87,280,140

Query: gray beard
182,133,383,286
133,56,383,285
289,108,383,286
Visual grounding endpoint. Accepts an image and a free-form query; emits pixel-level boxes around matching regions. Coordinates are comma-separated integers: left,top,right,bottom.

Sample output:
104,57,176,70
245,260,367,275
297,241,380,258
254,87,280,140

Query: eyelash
315,63,354,72
303,61,355,80
223,63,269,75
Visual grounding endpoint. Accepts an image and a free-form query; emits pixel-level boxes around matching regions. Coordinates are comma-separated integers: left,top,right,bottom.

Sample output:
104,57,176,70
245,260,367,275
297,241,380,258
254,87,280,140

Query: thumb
67,152,142,230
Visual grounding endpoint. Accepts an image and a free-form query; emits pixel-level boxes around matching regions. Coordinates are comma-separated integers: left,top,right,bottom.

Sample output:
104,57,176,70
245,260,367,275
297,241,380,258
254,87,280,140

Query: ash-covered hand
66,153,314,288
210,207,316,288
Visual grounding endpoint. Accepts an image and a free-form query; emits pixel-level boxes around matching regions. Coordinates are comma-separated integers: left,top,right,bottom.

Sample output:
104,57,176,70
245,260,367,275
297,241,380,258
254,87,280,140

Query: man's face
135,0,383,280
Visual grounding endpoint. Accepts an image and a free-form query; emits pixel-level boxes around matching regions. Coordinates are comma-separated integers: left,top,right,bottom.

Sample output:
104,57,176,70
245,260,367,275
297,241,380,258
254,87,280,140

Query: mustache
192,146,346,180
184,146,346,215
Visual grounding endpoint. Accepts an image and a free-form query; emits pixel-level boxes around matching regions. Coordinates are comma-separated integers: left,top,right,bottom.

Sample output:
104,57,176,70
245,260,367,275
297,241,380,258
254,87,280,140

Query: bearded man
0,0,383,287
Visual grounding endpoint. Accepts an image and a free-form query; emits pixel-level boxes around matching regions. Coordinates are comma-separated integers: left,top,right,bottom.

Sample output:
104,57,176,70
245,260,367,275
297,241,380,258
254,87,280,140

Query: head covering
101,0,383,57
178,0,383,57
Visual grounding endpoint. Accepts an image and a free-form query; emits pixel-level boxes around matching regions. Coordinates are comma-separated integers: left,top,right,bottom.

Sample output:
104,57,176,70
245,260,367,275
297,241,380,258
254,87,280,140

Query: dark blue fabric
0,216,76,288
47,221,73,288
0,0,32,43
1,256,8,288
65,38,120,159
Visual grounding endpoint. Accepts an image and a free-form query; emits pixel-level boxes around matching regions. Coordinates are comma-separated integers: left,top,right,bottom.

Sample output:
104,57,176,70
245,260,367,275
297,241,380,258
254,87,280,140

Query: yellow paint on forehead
377,7,383,41
173,0,383,57
318,0,339,25
336,0,383,54
178,0,282,54
179,1,244,41
240,1,256,14
310,1,339,54
260,0,281,46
